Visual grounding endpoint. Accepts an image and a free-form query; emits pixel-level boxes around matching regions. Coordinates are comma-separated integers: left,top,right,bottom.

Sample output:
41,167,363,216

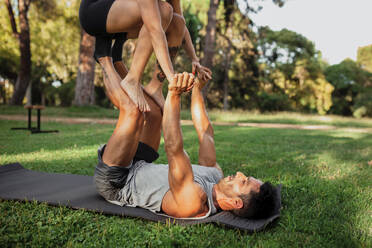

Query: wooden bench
11,105,59,134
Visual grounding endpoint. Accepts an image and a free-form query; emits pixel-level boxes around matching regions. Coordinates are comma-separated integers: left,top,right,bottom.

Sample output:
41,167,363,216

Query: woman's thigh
107,0,172,36
106,0,144,34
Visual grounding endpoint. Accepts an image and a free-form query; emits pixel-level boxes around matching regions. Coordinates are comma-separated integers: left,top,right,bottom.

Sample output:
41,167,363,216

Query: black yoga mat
0,163,282,231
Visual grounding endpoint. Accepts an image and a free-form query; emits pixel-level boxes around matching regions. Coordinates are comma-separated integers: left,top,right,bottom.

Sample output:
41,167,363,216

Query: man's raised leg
138,92,163,152
110,48,162,153
98,57,144,167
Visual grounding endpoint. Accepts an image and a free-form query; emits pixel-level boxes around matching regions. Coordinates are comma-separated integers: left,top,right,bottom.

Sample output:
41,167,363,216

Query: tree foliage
325,59,372,117
357,44,372,73
30,0,80,82
0,0,371,117
257,27,334,114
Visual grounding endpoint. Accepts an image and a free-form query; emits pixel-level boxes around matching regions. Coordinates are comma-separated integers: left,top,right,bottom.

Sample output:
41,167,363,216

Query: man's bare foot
120,78,150,112
144,81,165,111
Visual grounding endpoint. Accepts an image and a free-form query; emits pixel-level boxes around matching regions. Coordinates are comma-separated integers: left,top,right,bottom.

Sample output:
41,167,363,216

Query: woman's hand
192,61,212,82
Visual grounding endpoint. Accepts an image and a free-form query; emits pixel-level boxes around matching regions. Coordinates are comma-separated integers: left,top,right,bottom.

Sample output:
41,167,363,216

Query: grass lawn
1,105,372,128
0,119,371,247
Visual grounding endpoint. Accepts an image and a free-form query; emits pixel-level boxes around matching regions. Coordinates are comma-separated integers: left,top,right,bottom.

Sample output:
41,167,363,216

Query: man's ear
234,197,243,209
218,197,243,210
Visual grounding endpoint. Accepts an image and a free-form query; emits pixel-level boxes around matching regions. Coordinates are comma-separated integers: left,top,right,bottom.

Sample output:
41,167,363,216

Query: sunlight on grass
204,110,372,128
326,132,367,139
1,105,372,128
1,145,97,165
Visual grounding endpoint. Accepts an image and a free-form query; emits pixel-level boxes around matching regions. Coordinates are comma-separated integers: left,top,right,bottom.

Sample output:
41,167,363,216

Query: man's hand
168,72,196,95
192,61,212,82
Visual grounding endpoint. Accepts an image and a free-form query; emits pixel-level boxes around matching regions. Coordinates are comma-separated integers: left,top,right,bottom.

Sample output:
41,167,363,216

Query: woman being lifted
79,0,211,111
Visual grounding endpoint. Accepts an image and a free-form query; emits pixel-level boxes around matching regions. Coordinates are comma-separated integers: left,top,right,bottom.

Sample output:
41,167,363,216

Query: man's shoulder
161,181,208,218
192,164,223,183
179,182,209,217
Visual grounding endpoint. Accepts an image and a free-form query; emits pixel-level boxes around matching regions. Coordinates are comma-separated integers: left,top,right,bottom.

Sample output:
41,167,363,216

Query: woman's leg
144,13,186,110
106,0,174,112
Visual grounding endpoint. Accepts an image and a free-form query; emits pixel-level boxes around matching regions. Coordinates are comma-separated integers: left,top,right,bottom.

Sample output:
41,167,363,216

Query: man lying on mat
94,74,277,219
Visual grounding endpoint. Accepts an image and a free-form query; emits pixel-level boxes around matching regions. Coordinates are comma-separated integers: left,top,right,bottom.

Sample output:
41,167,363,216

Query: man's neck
212,184,222,210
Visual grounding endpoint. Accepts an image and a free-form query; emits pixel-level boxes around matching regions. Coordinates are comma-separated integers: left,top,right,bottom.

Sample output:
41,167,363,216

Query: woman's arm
184,29,212,81
166,1,212,80
166,1,197,62
183,28,199,63
138,0,174,82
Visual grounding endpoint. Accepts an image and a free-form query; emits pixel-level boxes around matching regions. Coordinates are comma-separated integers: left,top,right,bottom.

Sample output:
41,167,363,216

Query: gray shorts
94,142,159,202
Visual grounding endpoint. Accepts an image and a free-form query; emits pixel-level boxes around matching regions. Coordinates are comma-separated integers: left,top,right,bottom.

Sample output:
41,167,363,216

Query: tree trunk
74,29,96,106
9,0,32,105
223,44,232,111
201,0,220,100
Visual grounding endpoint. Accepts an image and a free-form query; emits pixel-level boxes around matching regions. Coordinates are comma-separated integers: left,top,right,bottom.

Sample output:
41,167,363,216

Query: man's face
217,172,263,198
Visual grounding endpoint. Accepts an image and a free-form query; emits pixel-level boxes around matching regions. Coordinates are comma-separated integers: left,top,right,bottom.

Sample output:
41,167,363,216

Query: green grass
1,105,372,128
1,120,371,247
182,110,372,128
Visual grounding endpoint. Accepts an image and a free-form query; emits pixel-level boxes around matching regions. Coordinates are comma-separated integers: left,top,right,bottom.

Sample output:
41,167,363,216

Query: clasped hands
169,71,210,96
168,72,195,95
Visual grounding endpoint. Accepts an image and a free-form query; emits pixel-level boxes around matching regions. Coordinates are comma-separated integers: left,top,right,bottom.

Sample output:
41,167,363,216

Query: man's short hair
232,182,277,219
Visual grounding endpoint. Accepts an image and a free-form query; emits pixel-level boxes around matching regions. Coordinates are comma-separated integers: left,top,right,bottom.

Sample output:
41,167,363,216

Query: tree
5,0,32,105
73,29,96,106
200,0,286,102
357,44,372,73
257,27,334,114
325,59,372,117
30,0,80,83
216,3,258,110
201,0,220,71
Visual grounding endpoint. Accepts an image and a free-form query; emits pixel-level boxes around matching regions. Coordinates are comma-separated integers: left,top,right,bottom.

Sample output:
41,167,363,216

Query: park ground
0,106,371,247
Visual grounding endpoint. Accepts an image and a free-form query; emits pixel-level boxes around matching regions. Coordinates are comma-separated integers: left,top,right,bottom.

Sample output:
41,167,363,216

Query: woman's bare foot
143,80,165,111
120,77,150,112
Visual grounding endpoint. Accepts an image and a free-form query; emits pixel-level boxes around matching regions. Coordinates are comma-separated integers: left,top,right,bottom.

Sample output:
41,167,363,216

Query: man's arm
191,78,222,174
162,73,206,217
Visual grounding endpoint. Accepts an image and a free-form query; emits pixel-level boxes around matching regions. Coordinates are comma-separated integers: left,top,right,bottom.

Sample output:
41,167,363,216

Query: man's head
215,172,277,219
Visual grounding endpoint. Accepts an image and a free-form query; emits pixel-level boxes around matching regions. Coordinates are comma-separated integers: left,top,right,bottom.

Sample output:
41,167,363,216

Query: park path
0,114,371,133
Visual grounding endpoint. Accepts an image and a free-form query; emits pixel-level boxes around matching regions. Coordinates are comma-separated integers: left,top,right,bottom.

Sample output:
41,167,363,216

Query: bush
58,82,75,107
42,81,75,107
257,92,292,112
353,106,367,119
352,87,372,118
95,86,112,108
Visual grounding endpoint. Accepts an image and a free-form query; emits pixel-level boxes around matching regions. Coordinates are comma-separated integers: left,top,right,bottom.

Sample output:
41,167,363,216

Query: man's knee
117,98,144,122
170,13,186,30
159,1,174,28
127,106,144,121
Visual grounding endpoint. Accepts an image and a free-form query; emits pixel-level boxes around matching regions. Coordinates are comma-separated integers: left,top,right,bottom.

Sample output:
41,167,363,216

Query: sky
243,0,372,65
